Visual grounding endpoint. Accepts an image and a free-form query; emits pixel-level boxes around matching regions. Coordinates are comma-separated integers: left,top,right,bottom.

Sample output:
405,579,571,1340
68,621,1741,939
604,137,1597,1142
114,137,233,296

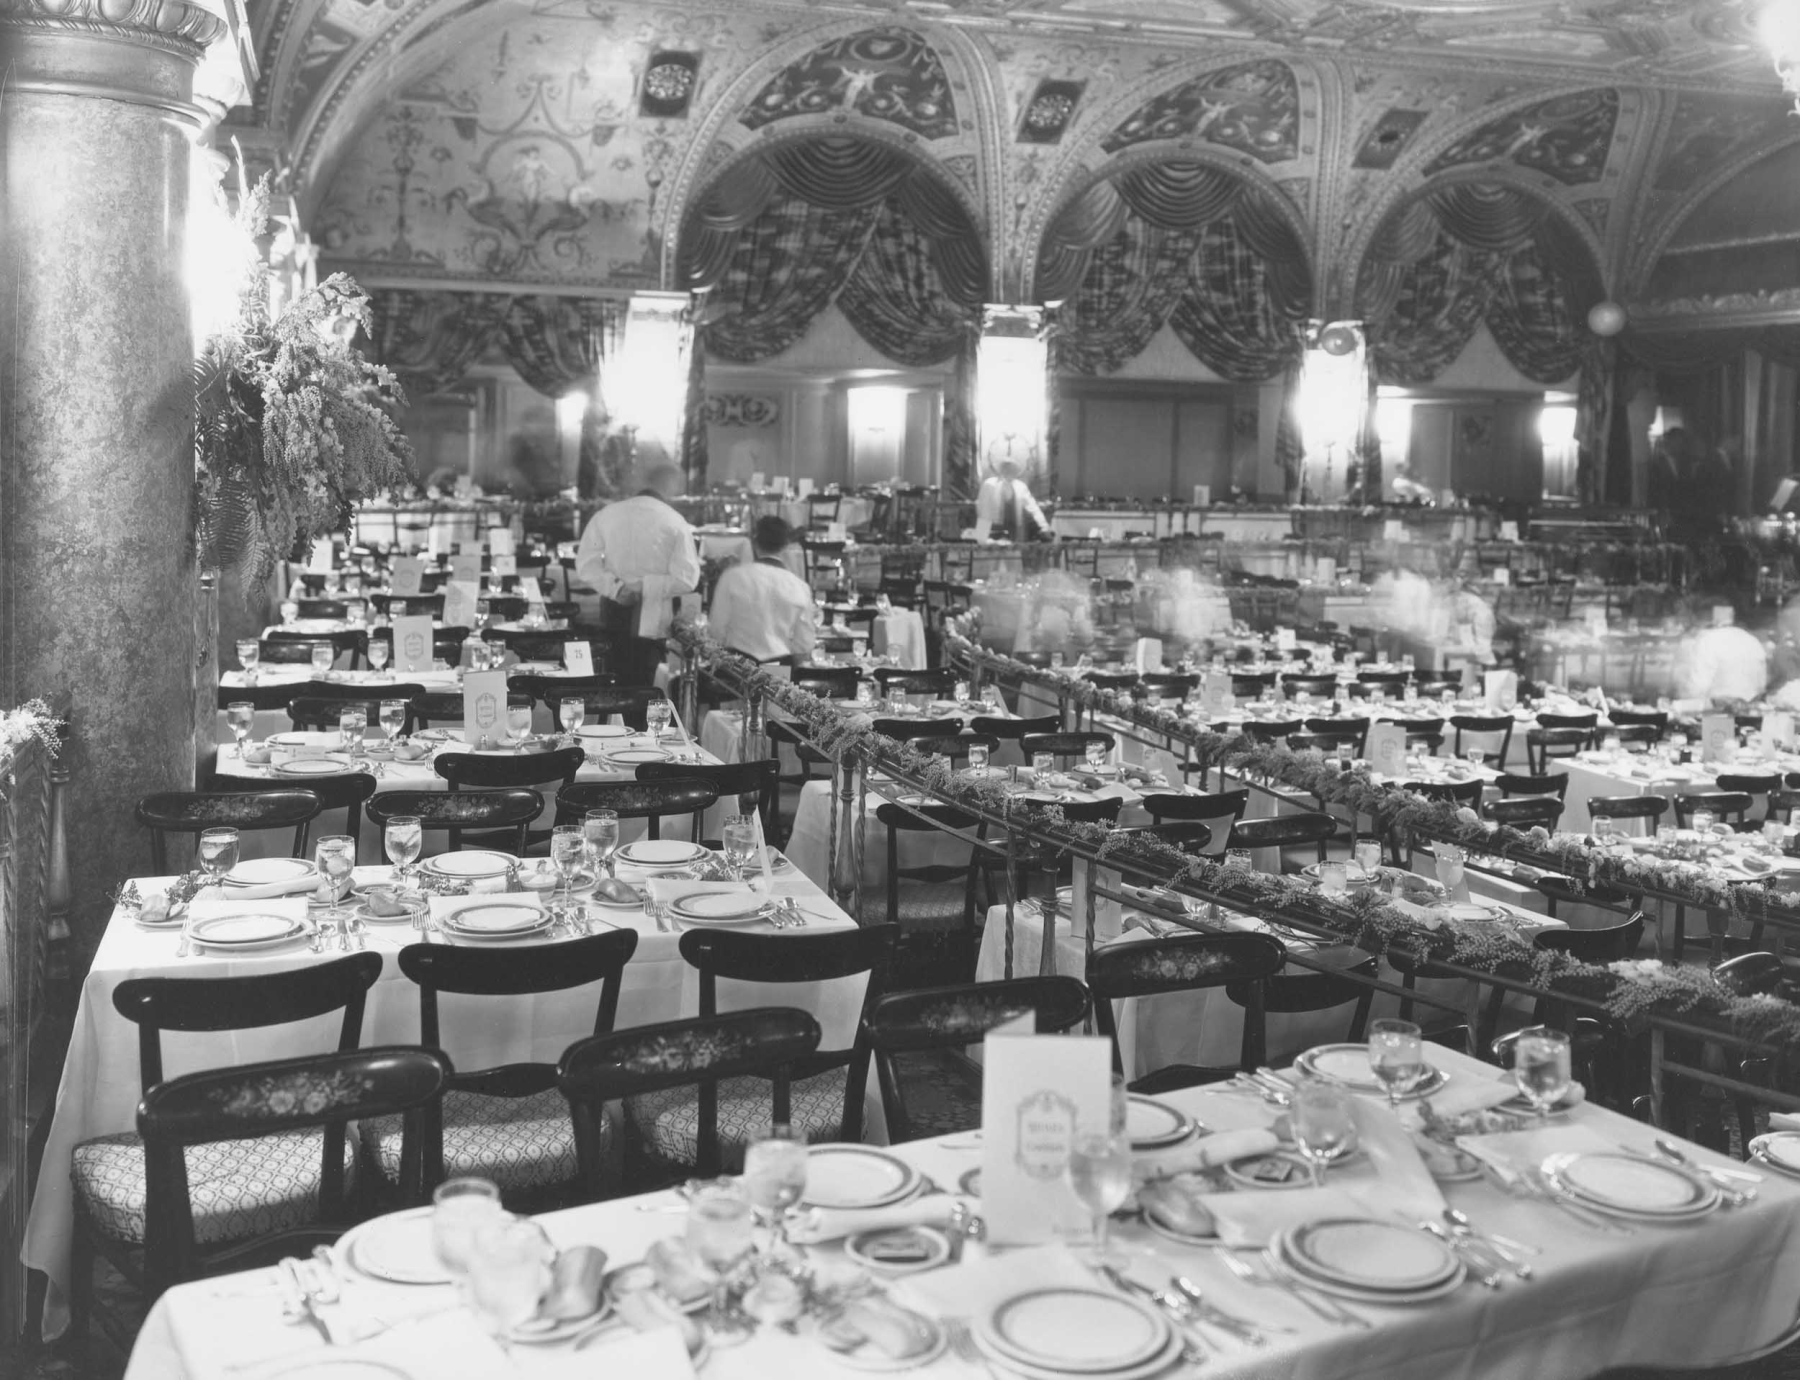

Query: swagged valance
1037,162,1313,381
1357,183,1603,387
676,137,988,368
362,290,626,399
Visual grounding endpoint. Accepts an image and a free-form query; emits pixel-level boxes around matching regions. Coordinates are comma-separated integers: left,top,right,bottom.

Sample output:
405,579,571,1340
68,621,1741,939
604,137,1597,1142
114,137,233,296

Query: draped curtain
364,290,625,399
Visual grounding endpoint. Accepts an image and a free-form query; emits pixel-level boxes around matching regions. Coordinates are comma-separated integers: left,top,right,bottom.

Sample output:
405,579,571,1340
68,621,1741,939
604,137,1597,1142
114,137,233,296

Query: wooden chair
621,927,895,1178
1230,672,1276,699
1356,671,1411,698
1088,933,1285,1092
865,801,994,987
518,680,666,731
489,631,604,666
1226,813,1337,869
1525,911,1648,1109
295,598,349,620
215,775,378,864
1406,778,1485,809
1139,790,1247,859
434,747,583,852
266,627,366,670
69,954,385,1338
257,638,334,666
371,932,639,1207
1019,731,1115,767
636,758,781,842
1137,674,1198,703
134,789,322,873
1450,714,1515,766
1526,727,1592,775
1226,950,1379,1069
792,667,860,700
553,779,718,841
1674,791,1754,831
970,714,1060,742
1281,674,1338,700
908,734,999,765
865,978,1090,1143
870,717,961,742
559,1008,823,1194
872,667,958,699
1483,796,1563,830
366,788,543,857
1495,771,1569,802
1716,773,1781,827
1609,708,1668,739
1304,717,1371,756
1241,719,1304,746
407,689,528,731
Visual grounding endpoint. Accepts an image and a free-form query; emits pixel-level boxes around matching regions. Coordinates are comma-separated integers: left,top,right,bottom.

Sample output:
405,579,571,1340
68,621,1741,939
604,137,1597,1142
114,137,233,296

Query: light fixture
599,291,694,463
1764,0,1800,113
976,305,1048,476
1296,321,1368,494
556,391,590,437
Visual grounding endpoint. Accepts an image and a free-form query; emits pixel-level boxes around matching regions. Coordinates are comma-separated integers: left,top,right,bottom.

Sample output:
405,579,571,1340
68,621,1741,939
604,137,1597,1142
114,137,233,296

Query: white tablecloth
26,856,867,1341
125,1046,1800,1380
872,610,926,670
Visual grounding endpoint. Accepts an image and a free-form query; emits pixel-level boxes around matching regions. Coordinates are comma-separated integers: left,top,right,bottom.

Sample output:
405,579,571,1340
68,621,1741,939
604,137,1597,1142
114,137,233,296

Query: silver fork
1221,1250,1368,1329
175,932,193,959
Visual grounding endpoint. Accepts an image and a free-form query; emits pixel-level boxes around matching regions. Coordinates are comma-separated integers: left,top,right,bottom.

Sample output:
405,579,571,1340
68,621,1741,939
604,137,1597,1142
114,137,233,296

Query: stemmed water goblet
235,638,259,686
1084,739,1109,773
743,1124,809,1260
314,835,357,930
967,741,990,776
465,1219,554,1337
1066,1130,1132,1265
646,698,674,742
367,637,390,678
310,643,335,679
1500,1025,1573,1123
687,1184,756,1343
1290,1078,1355,1186
551,824,587,906
338,708,367,760
583,809,619,881
506,701,534,749
197,827,239,888
560,697,586,746
226,702,255,761
379,699,407,748
1433,844,1466,895
722,815,759,883
384,815,422,886
1368,1018,1426,1109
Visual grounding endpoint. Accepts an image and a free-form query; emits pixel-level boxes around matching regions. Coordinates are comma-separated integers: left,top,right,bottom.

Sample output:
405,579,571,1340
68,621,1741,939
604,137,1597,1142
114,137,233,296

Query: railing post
45,724,70,984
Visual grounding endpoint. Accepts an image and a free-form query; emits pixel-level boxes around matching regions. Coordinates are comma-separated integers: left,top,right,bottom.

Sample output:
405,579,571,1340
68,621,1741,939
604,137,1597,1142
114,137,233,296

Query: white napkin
1198,1185,1373,1247
644,878,757,906
1139,1127,1280,1179
1418,1076,1526,1120
185,895,309,922
898,1243,1096,1322
1348,1099,1446,1221
788,1193,963,1245
751,807,775,900
1770,1112,1800,1133
1454,1121,1617,1185
198,877,320,901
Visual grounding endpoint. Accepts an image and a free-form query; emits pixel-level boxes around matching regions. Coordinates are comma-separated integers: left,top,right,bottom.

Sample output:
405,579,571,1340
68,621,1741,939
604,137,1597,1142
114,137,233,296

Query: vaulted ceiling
227,0,1800,320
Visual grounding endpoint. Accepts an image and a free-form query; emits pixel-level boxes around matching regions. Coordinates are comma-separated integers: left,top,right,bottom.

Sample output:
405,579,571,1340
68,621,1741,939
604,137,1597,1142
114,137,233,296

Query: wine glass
967,741,990,776
315,834,356,924
384,815,422,884
197,827,239,887
1290,1078,1355,1186
464,1218,554,1336
687,1184,756,1341
583,809,620,880
646,698,674,741
367,637,390,677
1510,1025,1573,1122
506,702,534,748
1353,839,1382,878
310,643,335,678
1066,1131,1132,1265
560,697,586,744
379,699,407,745
723,815,759,882
743,1125,809,1257
1368,1018,1426,1109
431,1177,503,1279
1433,843,1466,894
235,638,259,685
552,824,587,904
855,680,875,707
1318,860,1348,897
1084,739,1108,773
226,701,255,760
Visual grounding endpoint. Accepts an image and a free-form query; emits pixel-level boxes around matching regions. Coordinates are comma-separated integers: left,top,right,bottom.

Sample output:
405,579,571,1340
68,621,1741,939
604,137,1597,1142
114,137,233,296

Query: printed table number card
1766,712,1794,751
491,553,518,579
441,580,480,630
1700,713,1736,764
1484,669,1519,713
564,642,595,676
1275,627,1296,652
1134,637,1163,674
1366,722,1407,778
389,556,425,598
487,526,516,557
1200,673,1235,716
392,616,434,674
450,553,483,587
308,537,335,572
980,1031,1112,1245
462,670,508,747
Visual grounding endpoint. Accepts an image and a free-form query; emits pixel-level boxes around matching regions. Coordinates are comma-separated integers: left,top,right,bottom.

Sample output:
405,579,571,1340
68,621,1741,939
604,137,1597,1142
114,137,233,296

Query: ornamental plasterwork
0,0,227,55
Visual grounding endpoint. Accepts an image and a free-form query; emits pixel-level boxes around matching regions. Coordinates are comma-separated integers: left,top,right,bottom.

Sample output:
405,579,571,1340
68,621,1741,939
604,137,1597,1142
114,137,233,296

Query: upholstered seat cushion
858,883,968,930
627,1067,846,1171
71,1129,357,1247
361,1087,596,1194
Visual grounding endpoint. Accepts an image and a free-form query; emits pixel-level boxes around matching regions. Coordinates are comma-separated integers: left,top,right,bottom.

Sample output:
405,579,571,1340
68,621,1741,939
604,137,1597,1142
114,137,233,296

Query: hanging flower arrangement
193,175,414,585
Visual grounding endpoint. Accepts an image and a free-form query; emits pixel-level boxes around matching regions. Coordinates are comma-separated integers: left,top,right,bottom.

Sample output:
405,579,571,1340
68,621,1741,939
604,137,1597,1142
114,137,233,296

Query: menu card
980,1031,1111,1245
1700,713,1735,764
442,580,480,629
564,642,595,675
1200,673,1234,715
1275,627,1295,652
450,553,483,586
1491,567,1511,586
462,670,508,747
389,556,424,597
487,526,515,557
1499,521,1520,541
797,478,815,498
1484,669,1518,712
393,615,434,673
1367,722,1406,777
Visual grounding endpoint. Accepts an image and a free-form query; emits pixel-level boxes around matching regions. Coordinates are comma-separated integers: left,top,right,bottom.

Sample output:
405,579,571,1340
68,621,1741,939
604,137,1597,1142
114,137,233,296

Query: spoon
1443,1208,1539,1268
1654,1138,1763,1186
1421,1220,1501,1288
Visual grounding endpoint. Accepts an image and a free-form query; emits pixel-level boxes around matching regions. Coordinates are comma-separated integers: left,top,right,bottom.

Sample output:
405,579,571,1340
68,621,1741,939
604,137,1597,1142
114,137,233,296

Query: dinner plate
1498,1080,1586,1115
1223,1150,1322,1191
340,1206,456,1284
265,731,316,748
1295,1043,1449,1099
508,1295,613,1345
1748,1132,1800,1177
1441,902,1510,924
957,1167,981,1197
186,913,308,948
980,1288,1171,1374
421,850,516,880
843,1226,952,1275
577,723,635,740
669,892,772,925
258,1362,410,1379
1265,1246,1465,1306
1281,1219,1460,1292
617,841,709,868
274,757,357,777
1125,1096,1194,1149
802,1145,920,1211
1542,1152,1719,1218
348,898,422,925
1142,1211,1221,1249
441,903,549,937
605,747,670,765
225,857,317,887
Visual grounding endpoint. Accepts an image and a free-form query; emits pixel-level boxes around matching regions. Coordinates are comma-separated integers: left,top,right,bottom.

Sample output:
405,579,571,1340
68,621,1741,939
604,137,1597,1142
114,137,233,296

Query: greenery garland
676,624,1800,1059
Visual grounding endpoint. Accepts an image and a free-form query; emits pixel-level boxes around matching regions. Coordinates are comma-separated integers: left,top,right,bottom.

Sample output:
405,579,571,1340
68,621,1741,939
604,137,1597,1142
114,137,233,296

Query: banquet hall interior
20,0,1800,1377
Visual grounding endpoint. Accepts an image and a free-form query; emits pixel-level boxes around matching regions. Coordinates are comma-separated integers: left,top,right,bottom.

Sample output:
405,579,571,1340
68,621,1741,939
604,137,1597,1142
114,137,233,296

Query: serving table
124,1043,1800,1380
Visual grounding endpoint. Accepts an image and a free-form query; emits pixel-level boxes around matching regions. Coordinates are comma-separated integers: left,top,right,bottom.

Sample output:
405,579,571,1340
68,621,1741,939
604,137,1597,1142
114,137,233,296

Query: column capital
0,0,225,62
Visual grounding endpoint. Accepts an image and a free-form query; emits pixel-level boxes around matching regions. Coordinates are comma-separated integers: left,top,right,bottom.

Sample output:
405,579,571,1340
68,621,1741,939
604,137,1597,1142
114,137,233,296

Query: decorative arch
1099,59,1302,163
740,27,958,140
1423,88,1621,188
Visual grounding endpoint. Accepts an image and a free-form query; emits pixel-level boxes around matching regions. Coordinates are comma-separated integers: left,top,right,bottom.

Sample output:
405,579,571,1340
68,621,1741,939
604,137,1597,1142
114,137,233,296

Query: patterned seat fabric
361,1087,597,1194
71,1129,357,1247
627,1067,846,1171
858,883,968,931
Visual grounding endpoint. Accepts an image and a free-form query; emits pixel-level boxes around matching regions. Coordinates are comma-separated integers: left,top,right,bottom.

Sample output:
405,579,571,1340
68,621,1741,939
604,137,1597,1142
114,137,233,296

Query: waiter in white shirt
974,458,1051,544
707,516,818,662
575,462,701,637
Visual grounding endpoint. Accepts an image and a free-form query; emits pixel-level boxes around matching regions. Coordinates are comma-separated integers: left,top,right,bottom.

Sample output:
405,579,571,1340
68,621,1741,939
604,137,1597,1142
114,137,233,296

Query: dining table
121,1042,1800,1379
24,844,872,1342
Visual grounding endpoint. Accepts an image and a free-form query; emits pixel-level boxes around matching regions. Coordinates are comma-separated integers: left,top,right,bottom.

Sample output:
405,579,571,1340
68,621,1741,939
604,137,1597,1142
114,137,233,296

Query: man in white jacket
707,517,818,662
575,462,701,637
974,458,1050,544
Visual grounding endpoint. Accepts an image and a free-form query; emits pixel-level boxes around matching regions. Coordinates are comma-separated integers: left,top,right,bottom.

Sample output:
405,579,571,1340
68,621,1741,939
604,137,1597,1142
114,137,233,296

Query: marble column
0,0,223,963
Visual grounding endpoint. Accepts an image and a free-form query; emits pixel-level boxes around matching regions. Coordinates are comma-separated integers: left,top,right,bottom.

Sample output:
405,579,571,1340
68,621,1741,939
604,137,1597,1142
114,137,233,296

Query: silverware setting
1420,1220,1502,1289
1442,1208,1537,1271
1615,1141,1754,1207
1220,1249,1369,1329
1652,1137,1764,1188
1171,1273,1285,1343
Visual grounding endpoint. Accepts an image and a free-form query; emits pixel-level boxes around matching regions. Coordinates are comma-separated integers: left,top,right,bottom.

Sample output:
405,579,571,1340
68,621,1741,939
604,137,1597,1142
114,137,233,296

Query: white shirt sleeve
665,516,702,596
1017,482,1050,537
575,512,621,599
789,588,818,659
973,477,1000,544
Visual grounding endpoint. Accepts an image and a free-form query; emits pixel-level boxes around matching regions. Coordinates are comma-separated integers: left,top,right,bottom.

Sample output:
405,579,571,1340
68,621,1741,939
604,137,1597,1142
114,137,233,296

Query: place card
1484,669,1518,712
1316,555,1337,583
980,1030,1111,1245
826,522,847,542
796,477,815,498
525,580,547,613
1367,722,1406,777
491,552,518,578
564,642,595,675
442,580,480,629
450,553,483,586
1700,713,1735,764
1192,484,1210,506
1200,672,1234,715
393,615,434,673
1498,521,1520,542
751,471,766,490
1382,519,1405,543
1134,637,1163,673
1492,567,1511,586
389,556,424,597
1275,627,1296,652
487,526,516,557
1767,712,1794,750
462,669,508,747
308,537,335,572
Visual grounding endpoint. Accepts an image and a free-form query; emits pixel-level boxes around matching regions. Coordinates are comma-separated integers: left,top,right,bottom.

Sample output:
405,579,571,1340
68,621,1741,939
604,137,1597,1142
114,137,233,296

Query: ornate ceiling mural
1424,89,1621,187
739,27,958,139
1099,58,1301,161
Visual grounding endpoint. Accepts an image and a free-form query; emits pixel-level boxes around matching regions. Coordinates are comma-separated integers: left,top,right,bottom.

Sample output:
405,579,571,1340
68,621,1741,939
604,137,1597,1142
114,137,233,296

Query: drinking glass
983,685,1003,710
1464,747,1485,770
1657,824,1677,846
506,702,534,746
384,815,422,883
560,698,585,742
1592,816,1614,846
1290,1079,1355,1186
338,708,367,755
688,1184,756,1340
855,680,875,707
465,1218,555,1336
475,596,492,624
310,644,335,678
1510,1025,1573,1121
1353,839,1382,877
315,835,356,922
1368,1018,1426,1108
197,827,239,886
235,638,259,684
1066,1131,1132,1264
1084,739,1108,772
953,680,970,704
226,701,255,760
367,638,390,676
280,600,299,626
551,825,587,903
967,742,990,776
1319,860,1348,897
379,700,407,744
850,633,868,660
1433,844,1466,893
646,699,674,741
1032,752,1055,780
743,1125,809,1256
1692,809,1716,834
723,815,759,882
431,1177,503,1277
583,809,620,879
468,640,492,673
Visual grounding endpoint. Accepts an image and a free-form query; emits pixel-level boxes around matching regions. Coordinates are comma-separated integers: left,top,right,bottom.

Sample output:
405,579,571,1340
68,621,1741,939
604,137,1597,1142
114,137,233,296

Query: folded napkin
1419,1076,1528,1121
185,895,310,920
644,878,759,906
1139,1127,1280,1179
1197,1185,1373,1247
1770,1112,1800,1133
1454,1121,1617,1185
197,877,321,902
1348,1099,1446,1221
788,1193,962,1245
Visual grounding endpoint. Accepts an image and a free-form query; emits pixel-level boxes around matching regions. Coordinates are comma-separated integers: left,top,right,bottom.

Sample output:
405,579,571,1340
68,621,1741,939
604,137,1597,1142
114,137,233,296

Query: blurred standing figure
975,459,1050,543
576,462,700,637
707,517,817,662
1675,622,1768,704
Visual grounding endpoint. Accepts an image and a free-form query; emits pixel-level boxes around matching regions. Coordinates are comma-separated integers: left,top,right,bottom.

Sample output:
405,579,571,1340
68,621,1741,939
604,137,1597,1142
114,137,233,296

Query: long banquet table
24,854,868,1340
123,1043,1800,1379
